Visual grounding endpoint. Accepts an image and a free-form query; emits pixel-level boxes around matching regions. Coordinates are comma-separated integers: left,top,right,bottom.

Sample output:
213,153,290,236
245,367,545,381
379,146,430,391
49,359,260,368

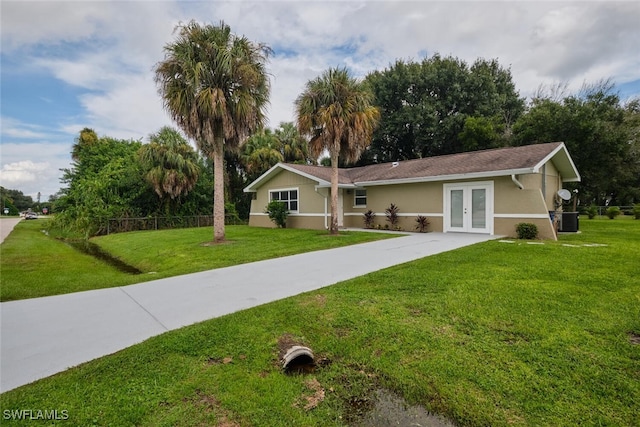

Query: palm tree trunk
330,149,339,235
213,134,226,243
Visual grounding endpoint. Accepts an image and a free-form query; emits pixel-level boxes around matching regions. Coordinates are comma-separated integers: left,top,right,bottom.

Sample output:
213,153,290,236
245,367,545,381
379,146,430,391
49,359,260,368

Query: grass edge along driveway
0,220,638,426
0,223,398,301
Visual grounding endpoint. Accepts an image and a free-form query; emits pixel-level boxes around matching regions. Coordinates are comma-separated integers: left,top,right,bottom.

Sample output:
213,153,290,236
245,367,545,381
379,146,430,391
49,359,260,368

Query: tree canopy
512,81,640,206
1,187,34,213
51,128,214,238
54,129,148,237
138,127,201,215
241,122,311,182
241,129,284,180
362,55,524,163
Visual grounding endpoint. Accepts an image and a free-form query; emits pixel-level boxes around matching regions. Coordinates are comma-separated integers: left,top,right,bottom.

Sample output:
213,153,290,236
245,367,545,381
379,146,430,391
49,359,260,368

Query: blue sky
1,0,639,201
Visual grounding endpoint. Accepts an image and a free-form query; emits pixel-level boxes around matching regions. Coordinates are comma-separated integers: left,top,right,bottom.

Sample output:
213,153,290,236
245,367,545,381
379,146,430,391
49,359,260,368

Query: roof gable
244,142,580,192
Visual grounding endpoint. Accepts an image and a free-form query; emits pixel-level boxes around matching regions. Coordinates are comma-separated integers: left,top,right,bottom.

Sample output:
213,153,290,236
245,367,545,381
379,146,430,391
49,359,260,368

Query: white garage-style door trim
443,181,494,234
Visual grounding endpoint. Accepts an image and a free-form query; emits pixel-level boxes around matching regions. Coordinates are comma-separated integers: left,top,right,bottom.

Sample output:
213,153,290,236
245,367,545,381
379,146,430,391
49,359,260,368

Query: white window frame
269,187,299,213
443,181,494,234
354,189,367,208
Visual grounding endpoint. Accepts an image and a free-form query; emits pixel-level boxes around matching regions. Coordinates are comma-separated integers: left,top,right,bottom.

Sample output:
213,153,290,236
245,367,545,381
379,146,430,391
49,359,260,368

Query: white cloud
526,3,639,80
77,74,173,141
0,117,49,140
0,160,49,184
0,1,108,51
1,0,640,200
267,54,333,127
0,139,72,199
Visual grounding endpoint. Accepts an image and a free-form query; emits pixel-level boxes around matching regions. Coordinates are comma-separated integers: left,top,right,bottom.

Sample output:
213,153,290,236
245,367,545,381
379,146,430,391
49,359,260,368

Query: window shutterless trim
269,187,299,213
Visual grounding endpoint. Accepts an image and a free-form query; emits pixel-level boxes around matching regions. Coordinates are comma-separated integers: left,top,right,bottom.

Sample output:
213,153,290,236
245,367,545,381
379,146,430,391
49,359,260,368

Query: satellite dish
557,189,571,201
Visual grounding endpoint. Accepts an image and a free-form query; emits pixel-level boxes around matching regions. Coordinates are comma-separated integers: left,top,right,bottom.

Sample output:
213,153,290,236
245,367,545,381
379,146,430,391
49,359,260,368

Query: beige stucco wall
344,182,443,231
249,170,326,214
493,164,560,240
517,161,562,212
249,159,563,239
249,214,326,229
248,169,327,229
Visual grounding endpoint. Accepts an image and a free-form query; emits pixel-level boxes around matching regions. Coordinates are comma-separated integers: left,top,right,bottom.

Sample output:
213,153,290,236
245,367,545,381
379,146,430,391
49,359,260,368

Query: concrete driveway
0,232,497,392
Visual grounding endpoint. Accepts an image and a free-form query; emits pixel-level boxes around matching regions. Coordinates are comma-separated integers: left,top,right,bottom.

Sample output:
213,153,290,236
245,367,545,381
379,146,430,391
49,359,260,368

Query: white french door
444,182,493,234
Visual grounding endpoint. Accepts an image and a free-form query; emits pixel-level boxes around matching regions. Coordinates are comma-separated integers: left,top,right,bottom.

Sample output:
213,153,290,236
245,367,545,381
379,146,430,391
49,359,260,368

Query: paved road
0,217,22,244
0,232,497,392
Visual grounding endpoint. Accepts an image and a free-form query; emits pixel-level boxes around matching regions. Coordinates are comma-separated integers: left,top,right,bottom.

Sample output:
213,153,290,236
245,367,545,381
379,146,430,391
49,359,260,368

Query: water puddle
63,239,142,275
352,389,456,427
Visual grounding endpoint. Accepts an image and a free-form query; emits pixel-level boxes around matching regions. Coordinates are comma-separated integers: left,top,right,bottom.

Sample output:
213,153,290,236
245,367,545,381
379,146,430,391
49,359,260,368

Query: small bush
632,204,640,220
606,206,621,219
224,202,242,225
385,203,400,227
265,200,289,228
415,215,429,233
363,210,376,229
586,205,598,219
516,223,538,240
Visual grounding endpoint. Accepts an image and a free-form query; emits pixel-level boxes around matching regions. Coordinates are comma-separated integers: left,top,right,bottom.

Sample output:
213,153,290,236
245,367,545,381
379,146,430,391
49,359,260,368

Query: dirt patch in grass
277,333,305,360
629,331,640,345
299,293,328,308
294,377,326,411
205,356,237,365
185,389,241,427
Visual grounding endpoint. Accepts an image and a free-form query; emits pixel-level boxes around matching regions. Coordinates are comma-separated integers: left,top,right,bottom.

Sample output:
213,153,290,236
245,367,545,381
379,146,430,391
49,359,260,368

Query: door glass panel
472,189,486,229
451,189,464,227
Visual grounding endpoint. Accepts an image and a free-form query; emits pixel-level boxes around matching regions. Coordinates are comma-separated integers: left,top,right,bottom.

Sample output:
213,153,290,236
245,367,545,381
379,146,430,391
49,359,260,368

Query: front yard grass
0,222,397,301
0,220,638,426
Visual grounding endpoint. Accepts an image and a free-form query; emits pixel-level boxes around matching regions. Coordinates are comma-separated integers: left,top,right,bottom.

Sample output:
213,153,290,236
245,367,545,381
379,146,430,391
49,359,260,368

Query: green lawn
0,221,396,301
1,220,639,426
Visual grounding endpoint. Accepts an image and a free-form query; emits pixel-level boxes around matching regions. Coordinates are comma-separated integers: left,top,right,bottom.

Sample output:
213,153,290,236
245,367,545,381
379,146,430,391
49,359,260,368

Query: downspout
511,174,524,190
315,186,328,229
541,164,546,200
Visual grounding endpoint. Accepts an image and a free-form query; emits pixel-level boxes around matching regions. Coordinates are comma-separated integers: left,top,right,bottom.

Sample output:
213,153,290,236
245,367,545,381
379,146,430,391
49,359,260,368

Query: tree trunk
329,149,339,235
212,134,226,243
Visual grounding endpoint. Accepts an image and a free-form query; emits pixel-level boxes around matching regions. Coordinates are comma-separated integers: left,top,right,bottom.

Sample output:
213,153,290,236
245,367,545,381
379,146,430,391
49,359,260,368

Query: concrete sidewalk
0,232,496,392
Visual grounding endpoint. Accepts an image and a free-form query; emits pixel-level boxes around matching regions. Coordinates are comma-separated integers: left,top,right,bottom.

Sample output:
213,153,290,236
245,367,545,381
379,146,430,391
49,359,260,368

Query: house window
354,189,367,207
270,189,298,212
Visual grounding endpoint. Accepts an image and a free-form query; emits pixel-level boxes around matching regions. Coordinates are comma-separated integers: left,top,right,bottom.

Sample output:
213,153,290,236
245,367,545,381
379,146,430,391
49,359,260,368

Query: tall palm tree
71,128,99,163
138,126,200,215
241,129,284,180
275,122,310,163
154,21,271,242
295,68,380,234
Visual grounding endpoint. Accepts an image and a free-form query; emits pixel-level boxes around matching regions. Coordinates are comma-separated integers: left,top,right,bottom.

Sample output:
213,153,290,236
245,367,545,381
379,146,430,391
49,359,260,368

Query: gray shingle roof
244,142,580,192
286,142,566,184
